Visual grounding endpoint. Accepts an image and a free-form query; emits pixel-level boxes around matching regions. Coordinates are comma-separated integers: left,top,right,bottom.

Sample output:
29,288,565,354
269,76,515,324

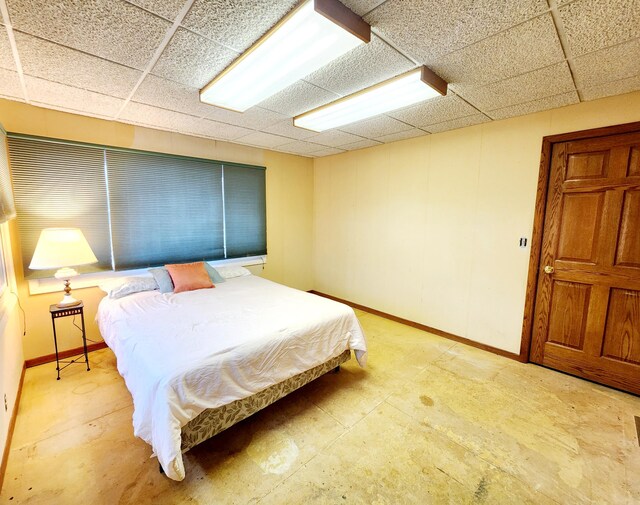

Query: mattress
96,275,368,480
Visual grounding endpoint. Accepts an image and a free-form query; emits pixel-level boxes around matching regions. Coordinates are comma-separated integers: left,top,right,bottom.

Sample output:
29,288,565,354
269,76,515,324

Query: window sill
27,256,267,295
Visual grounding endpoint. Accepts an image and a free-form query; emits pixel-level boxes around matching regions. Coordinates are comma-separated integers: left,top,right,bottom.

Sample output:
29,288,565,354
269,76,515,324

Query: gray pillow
204,263,225,284
149,267,174,293
109,277,158,299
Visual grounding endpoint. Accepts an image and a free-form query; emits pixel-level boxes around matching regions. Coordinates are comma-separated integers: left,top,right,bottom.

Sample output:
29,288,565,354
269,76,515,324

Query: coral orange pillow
165,262,214,293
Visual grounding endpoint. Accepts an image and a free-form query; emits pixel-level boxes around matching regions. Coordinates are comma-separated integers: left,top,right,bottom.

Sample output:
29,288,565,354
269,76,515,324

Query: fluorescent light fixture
200,0,370,112
294,66,448,132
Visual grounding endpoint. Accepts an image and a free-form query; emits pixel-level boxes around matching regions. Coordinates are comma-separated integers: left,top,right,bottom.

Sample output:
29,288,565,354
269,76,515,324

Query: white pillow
215,265,252,279
101,277,158,299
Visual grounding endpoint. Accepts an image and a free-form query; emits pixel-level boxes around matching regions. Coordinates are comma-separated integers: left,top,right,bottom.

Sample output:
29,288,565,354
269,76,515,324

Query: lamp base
56,292,81,308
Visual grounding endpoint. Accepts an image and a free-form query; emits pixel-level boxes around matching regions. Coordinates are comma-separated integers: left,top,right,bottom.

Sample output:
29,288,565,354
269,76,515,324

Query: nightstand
49,302,90,380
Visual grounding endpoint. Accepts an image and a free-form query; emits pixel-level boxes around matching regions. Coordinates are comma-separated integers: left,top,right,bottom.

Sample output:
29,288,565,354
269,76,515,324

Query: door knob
544,265,554,274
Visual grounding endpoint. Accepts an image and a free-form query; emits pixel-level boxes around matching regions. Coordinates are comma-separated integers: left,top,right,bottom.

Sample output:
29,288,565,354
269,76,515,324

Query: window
8,135,267,279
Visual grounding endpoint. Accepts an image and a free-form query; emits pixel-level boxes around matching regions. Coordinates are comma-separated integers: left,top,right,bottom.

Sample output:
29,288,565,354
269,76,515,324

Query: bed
96,272,368,481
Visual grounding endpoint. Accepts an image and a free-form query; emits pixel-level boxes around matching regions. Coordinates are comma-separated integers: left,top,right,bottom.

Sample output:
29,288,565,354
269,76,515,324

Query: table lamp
29,228,98,307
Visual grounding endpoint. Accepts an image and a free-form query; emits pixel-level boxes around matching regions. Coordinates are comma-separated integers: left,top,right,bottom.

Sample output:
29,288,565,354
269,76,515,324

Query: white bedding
96,275,367,481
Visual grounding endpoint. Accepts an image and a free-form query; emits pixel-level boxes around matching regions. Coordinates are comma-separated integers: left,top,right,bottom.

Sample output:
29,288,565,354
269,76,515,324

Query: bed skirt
180,349,351,453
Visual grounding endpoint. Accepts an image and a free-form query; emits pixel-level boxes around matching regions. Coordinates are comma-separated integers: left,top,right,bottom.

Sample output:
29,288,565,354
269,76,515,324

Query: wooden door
530,131,640,395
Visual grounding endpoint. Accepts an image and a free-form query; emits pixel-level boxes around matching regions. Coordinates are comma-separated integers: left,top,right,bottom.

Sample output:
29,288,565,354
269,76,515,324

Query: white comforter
96,275,367,481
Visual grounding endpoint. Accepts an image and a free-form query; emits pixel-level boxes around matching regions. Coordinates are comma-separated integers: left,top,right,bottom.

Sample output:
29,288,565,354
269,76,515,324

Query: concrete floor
1,309,639,504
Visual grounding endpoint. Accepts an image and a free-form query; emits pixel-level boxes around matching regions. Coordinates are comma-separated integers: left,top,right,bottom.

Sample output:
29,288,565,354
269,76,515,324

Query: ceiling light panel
200,0,370,112
294,66,447,132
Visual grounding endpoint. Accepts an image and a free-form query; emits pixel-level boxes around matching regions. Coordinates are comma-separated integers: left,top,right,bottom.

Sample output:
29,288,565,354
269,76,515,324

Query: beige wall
0,99,314,361
0,217,23,475
313,90,640,354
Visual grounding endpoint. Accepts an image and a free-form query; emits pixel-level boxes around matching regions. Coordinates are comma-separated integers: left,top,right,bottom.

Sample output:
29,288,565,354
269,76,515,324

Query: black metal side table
49,302,90,380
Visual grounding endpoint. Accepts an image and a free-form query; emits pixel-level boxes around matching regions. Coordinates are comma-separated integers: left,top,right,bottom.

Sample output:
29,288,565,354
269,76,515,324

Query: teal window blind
107,150,224,269
0,130,16,224
8,137,111,279
224,165,266,258
7,135,267,277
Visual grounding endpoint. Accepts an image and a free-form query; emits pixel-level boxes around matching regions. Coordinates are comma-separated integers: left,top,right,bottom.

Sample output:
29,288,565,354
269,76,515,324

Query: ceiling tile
573,37,640,88
375,128,429,143
0,68,23,99
580,74,640,101
0,28,16,71
339,139,382,151
259,80,340,117
387,94,479,127
304,34,414,96
339,115,413,138
339,0,387,16
234,131,291,149
133,74,211,117
432,14,564,87
423,113,490,133
25,76,124,117
366,0,548,63
558,0,640,57
277,140,329,155
7,0,171,69
15,31,142,99
261,119,317,141
119,101,200,130
125,0,186,20
304,130,367,148
204,106,286,130
151,28,238,88
181,0,298,53
182,118,255,141
487,91,579,120
455,62,576,111
311,147,346,157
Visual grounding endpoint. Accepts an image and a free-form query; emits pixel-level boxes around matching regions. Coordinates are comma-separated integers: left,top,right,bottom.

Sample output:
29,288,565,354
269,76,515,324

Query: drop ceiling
0,0,638,157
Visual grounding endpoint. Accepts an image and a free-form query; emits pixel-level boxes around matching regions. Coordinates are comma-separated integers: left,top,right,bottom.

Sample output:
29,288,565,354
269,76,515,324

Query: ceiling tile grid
339,0,387,17
233,131,293,149
132,74,212,117
1,0,640,157
15,31,143,99
150,27,238,89
258,80,340,117
374,128,429,144
182,0,299,54
304,34,415,97
304,130,369,148
454,62,576,111
423,113,490,134
558,0,640,57
431,14,565,88
487,91,580,121
0,27,16,71
7,0,171,70
25,75,125,118
340,115,414,138
204,106,286,131
125,0,186,21
387,94,480,127
572,37,640,90
0,67,24,100
365,0,549,63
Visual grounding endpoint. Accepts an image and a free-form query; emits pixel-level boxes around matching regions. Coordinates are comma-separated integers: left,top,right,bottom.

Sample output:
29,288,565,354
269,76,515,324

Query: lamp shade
29,228,98,270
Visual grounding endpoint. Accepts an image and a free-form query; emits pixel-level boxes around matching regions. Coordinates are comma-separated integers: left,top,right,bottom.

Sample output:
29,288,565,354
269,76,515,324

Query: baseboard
25,341,108,368
309,290,524,362
0,362,26,492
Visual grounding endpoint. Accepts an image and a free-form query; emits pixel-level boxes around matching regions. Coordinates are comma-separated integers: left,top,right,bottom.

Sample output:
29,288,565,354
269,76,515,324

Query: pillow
165,262,214,293
204,263,225,284
106,277,158,299
215,265,252,279
149,267,174,293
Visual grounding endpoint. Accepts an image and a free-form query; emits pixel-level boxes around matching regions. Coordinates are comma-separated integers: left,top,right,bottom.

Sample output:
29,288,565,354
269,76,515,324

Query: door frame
519,120,640,362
